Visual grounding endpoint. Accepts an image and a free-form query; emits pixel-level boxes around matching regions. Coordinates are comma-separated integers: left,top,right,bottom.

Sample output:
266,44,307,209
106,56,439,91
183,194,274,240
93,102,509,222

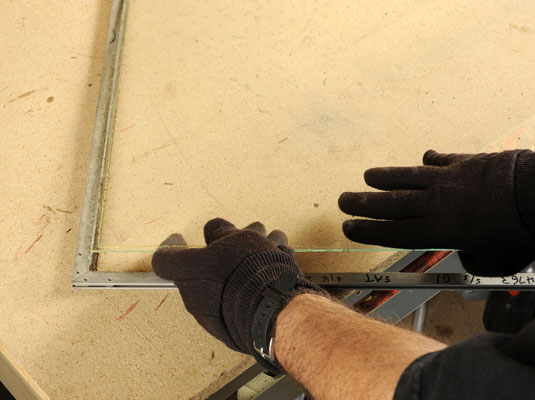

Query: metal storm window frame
71,0,171,289
72,0,535,292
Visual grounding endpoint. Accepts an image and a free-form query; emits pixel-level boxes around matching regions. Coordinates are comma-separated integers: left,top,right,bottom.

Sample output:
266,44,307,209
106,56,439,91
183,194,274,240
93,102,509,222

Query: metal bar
342,251,424,305
205,364,264,400
73,271,174,288
72,0,128,282
363,252,463,320
252,376,304,400
304,272,535,290
73,253,535,290
73,252,424,289
72,269,535,290
412,303,427,333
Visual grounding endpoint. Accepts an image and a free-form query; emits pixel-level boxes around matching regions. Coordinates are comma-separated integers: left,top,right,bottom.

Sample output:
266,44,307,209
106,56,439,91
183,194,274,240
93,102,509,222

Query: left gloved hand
152,218,323,372
338,149,535,276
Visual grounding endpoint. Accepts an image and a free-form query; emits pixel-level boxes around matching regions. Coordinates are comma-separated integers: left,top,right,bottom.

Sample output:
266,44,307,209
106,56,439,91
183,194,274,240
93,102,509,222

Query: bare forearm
274,294,446,399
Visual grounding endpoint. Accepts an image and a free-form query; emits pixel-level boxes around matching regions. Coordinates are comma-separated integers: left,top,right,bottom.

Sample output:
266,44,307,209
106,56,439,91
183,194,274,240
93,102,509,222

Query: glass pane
94,0,535,271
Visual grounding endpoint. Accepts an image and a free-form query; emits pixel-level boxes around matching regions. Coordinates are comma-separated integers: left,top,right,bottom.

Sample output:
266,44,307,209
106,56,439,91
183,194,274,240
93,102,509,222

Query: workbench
2,1,535,399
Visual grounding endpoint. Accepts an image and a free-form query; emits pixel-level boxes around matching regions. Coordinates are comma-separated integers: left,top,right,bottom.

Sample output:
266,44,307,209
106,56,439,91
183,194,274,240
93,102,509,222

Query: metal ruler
304,250,535,291
305,271,535,290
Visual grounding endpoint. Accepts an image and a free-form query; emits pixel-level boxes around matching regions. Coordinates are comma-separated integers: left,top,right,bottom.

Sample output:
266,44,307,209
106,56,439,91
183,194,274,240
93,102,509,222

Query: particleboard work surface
98,0,535,273
1,2,252,400
1,1,535,400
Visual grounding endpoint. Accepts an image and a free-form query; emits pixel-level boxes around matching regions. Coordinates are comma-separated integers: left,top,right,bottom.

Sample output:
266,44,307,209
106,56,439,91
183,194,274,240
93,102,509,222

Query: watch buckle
253,337,275,364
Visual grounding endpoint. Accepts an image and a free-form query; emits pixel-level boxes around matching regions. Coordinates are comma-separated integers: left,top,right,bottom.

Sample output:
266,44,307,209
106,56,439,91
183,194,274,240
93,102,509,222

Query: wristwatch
251,271,300,369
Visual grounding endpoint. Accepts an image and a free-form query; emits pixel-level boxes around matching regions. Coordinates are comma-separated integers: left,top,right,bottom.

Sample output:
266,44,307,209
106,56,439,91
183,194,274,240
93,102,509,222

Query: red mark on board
13,243,23,261
146,218,160,224
24,234,42,254
155,295,169,312
501,126,525,150
116,300,140,321
55,165,63,171
119,124,136,133
36,214,46,224
114,230,128,243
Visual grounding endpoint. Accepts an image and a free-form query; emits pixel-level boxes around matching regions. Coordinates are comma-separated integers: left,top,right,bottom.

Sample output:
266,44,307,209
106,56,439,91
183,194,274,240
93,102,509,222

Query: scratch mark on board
117,300,141,321
24,234,42,254
132,141,175,163
17,90,35,98
69,52,104,60
43,205,56,214
152,104,221,205
36,213,47,224
119,124,136,133
509,23,531,33
56,208,73,214
6,90,36,104
13,243,23,261
103,297,156,348
152,142,174,152
153,106,178,145
155,295,169,312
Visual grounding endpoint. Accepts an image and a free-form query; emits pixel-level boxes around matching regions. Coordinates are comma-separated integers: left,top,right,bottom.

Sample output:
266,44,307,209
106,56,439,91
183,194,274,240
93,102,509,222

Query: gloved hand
152,218,323,372
339,150,535,276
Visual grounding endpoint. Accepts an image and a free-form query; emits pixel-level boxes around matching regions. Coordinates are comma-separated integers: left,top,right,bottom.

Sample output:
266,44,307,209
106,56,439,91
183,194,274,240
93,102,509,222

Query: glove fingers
278,244,295,256
267,230,288,246
158,233,187,247
204,218,239,244
338,190,429,220
364,166,439,190
244,221,267,236
152,246,204,281
423,150,473,167
342,218,440,249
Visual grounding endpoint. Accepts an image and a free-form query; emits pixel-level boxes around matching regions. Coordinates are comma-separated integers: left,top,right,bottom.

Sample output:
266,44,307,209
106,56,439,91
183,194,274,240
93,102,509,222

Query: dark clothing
394,320,535,399
392,150,535,398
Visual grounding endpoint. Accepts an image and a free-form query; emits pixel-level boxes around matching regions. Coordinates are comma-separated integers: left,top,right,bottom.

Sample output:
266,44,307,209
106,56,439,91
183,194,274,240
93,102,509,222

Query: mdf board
0,344,49,400
77,0,535,399
95,0,535,276
0,1,534,400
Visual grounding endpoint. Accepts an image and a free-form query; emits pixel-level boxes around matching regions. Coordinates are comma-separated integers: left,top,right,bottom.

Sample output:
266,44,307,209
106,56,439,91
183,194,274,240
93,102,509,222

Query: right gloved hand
339,150,535,276
151,218,324,373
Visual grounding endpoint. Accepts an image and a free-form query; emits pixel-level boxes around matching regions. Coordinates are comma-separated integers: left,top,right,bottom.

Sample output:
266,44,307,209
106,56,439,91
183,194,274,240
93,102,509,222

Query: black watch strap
251,271,300,368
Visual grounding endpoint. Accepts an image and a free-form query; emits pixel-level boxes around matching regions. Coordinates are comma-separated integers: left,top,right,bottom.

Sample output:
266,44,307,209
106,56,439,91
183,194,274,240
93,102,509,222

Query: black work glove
339,150,535,276
152,218,323,372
